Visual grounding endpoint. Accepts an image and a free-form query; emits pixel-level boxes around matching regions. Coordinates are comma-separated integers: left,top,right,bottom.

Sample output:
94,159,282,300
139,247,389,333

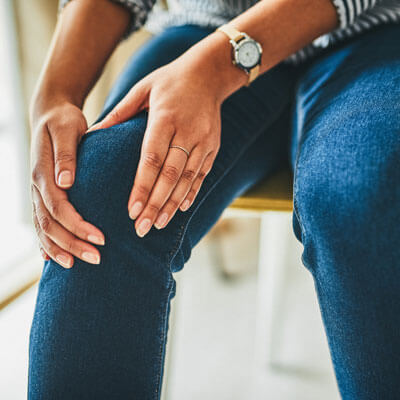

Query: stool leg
254,211,296,370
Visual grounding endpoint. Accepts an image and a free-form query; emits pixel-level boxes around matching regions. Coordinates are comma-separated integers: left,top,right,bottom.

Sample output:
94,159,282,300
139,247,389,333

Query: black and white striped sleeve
331,0,383,28
58,0,157,37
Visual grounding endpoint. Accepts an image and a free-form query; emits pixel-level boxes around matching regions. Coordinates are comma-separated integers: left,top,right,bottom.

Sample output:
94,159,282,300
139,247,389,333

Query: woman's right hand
30,100,105,269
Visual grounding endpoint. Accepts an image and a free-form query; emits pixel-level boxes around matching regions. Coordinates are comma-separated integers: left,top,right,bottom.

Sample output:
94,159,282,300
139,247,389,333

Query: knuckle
38,215,51,234
65,239,75,254
33,215,41,234
197,143,209,153
31,165,43,185
143,152,163,170
161,164,180,183
48,199,61,218
181,168,196,182
146,203,160,214
203,123,213,135
186,190,195,200
50,116,70,130
109,108,123,122
155,110,175,127
197,170,207,180
55,150,75,165
166,197,180,210
136,184,151,197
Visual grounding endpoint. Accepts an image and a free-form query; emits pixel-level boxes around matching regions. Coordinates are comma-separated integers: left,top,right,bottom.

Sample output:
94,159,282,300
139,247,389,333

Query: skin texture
30,0,337,268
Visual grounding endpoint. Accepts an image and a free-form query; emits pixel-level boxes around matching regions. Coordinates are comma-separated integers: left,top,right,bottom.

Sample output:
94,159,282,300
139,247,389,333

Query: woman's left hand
89,53,226,237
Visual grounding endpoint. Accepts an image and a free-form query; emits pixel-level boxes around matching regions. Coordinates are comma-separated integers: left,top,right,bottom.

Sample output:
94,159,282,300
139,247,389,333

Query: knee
66,112,187,271
294,139,400,272
67,112,147,228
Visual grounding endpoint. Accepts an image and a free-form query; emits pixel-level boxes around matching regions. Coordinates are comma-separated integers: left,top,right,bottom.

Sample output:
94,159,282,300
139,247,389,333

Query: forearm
182,0,338,101
31,0,130,116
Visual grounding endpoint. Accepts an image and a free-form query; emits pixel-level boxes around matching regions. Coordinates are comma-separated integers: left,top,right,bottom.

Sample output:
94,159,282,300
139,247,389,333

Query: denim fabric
28,23,400,399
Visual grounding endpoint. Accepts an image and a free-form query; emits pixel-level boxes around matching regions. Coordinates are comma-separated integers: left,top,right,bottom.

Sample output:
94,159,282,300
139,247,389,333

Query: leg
291,24,400,399
28,25,299,399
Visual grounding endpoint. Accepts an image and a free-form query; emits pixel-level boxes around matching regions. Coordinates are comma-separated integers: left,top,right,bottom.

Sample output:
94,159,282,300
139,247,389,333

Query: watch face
237,40,260,69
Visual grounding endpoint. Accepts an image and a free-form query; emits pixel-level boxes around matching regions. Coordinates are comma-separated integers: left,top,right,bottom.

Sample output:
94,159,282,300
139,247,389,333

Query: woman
28,0,400,398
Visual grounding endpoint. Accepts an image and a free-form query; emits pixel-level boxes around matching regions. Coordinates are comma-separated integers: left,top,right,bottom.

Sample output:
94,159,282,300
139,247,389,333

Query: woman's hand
30,101,105,268
89,56,226,238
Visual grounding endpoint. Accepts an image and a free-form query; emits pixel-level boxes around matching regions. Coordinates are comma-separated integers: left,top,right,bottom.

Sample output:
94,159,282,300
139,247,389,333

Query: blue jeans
28,24,400,399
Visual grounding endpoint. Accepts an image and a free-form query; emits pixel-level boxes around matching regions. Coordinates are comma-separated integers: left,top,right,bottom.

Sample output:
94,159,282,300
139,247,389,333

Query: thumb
51,123,86,189
87,82,148,132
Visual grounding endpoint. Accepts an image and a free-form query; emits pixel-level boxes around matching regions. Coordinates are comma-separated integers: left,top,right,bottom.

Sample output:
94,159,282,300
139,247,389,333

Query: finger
33,211,74,269
35,219,74,269
33,196,65,266
31,132,105,246
35,179,105,246
39,246,50,261
88,81,148,132
153,145,208,230
127,115,175,220
50,122,86,189
179,151,216,212
134,144,190,237
32,185,101,265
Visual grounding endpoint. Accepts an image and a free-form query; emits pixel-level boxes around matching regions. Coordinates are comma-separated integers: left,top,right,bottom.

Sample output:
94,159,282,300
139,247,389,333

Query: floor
0,215,340,399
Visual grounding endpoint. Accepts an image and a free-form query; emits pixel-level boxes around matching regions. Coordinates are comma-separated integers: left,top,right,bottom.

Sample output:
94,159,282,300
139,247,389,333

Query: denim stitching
292,141,308,241
154,272,174,400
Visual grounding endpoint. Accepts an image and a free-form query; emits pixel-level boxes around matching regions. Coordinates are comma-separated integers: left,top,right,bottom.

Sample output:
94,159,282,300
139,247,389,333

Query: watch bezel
231,35,262,72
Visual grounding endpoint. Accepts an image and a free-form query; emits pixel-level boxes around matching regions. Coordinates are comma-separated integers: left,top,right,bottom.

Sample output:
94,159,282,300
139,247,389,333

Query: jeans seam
154,272,174,400
292,144,307,241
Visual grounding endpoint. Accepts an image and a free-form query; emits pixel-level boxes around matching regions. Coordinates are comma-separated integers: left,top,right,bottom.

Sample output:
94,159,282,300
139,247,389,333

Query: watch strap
247,64,260,85
216,24,245,43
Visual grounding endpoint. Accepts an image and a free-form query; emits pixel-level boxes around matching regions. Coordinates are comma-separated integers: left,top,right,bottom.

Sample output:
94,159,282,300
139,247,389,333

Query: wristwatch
216,24,263,86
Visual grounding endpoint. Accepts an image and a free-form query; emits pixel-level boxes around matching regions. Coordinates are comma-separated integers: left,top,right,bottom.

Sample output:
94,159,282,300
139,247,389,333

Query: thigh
291,23,400,263
291,24,400,398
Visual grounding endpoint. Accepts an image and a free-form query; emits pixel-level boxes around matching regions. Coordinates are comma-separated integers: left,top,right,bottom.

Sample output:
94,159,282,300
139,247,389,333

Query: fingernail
56,254,72,268
136,218,151,237
129,201,143,220
180,199,190,211
40,248,49,260
58,170,73,187
88,234,105,246
82,252,100,264
154,213,168,229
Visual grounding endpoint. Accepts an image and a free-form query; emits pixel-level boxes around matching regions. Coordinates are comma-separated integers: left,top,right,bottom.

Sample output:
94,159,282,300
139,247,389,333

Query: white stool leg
253,211,297,370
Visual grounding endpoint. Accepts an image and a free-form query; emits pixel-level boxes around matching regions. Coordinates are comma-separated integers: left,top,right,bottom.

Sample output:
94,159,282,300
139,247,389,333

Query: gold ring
169,145,190,157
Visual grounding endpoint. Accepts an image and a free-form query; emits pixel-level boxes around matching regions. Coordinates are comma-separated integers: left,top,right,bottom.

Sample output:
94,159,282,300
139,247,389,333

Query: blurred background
0,0,339,398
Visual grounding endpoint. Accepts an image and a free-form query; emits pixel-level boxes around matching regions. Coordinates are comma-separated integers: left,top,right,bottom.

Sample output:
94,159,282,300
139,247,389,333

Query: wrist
30,85,83,122
182,30,249,103
29,93,84,133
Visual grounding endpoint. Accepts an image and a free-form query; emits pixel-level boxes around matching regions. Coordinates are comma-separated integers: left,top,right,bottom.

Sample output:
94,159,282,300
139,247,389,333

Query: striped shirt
60,0,400,64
